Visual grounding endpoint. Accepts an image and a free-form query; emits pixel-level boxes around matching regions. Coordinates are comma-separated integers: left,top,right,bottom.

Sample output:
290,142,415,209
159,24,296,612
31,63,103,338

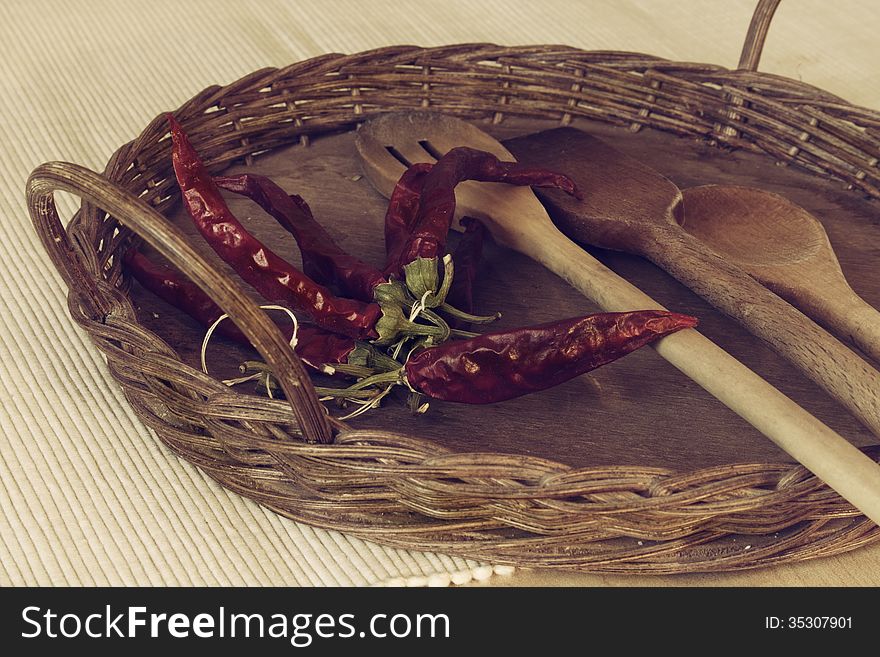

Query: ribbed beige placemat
2,0,878,586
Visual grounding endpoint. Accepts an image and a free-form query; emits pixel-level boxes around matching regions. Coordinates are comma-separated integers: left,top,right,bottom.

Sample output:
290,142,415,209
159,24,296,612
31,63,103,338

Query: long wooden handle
519,225,880,525
642,229,880,438
785,279,880,369
828,297,880,369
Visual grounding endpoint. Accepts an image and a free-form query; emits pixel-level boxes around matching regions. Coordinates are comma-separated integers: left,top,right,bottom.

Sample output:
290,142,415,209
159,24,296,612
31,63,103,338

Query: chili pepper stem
242,361,385,401
426,254,454,308
311,386,379,400
343,368,404,392
372,280,410,306
222,372,264,387
241,360,273,374
201,306,300,379
347,342,402,373
372,279,451,345
397,318,448,340
337,385,395,421
373,304,451,345
401,255,455,308
402,256,440,302
327,363,378,379
414,308,452,342
364,345,407,372
439,303,502,325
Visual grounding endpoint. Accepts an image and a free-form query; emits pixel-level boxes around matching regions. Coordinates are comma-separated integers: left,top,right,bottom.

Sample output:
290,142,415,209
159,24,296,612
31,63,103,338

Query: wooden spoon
503,127,880,441
680,184,880,366
354,111,880,525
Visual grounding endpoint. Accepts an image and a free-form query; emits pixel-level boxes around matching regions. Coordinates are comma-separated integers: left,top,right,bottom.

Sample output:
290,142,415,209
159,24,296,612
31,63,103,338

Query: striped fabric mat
2,0,877,586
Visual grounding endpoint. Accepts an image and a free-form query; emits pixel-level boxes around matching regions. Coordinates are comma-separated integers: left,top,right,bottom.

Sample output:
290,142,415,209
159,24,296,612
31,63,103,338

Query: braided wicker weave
26,0,880,573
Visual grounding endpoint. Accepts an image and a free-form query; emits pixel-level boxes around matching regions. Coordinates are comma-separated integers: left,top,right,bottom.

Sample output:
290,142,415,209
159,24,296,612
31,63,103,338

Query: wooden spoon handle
643,229,880,438
785,281,880,368
833,298,880,368
526,228,880,525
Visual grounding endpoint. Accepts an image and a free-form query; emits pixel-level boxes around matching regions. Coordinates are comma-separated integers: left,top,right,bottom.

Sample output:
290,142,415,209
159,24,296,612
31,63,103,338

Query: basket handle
26,161,334,445
738,0,782,71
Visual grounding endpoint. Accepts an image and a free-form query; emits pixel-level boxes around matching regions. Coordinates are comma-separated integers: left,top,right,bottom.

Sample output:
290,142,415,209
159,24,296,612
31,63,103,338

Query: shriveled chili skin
382,163,433,275
167,115,381,339
123,248,245,340
123,249,357,371
393,147,581,275
288,326,358,372
405,310,698,404
445,216,486,319
215,173,387,302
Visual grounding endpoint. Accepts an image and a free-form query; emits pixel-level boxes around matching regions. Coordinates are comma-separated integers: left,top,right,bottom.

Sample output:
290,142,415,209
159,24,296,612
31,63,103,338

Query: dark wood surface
131,116,880,472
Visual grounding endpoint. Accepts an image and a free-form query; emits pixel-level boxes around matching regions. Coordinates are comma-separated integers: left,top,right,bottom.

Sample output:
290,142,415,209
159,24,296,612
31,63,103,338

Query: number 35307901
765,616,852,629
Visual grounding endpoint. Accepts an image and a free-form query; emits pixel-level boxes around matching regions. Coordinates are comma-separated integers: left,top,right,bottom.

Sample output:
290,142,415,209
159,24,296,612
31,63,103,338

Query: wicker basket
26,0,880,573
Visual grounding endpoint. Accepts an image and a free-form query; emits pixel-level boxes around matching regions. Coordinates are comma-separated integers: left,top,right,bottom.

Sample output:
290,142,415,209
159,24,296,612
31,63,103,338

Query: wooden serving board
131,117,880,472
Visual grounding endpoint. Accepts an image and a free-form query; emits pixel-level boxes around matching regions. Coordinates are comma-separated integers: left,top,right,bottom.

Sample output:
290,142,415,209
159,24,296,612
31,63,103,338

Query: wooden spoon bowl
680,184,880,365
680,185,827,268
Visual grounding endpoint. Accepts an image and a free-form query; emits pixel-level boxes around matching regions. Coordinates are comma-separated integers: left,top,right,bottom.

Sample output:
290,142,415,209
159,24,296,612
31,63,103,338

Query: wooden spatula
355,111,880,525
504,127,880,440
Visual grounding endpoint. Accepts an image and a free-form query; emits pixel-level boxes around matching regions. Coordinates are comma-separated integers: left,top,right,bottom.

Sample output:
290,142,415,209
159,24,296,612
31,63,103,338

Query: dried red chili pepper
214,173,386,302
123,248,363,372
213,171,492,333
408,310,697,403
349,310,697,404
292,326,365,374
124,248,247,342
167,115,446,345
382,162,433,276
444,216,487,326
168,114,379,339
392,147,581,289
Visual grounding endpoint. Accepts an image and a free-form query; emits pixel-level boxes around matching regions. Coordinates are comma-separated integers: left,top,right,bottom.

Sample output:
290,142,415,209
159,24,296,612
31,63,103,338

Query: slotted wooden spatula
355,111,880,525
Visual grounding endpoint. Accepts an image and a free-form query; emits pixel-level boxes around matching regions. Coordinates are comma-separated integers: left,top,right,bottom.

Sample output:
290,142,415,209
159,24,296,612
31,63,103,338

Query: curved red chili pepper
167,114,382,340
292,326,359,373
404,310,697,404
214,173,387,302
445,216,486,323
382,162,433,275
124,248,246,341
393,147,581,275
123,249,357,371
